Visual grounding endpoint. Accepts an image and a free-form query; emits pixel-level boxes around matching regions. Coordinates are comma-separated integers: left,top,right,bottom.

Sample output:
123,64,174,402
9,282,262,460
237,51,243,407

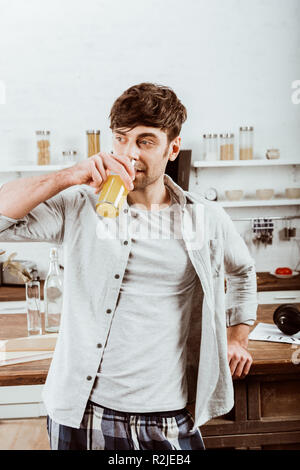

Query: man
0,83,257,450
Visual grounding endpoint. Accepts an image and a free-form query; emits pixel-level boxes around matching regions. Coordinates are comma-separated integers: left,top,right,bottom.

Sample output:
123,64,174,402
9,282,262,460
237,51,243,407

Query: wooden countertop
248,303,300,375
0,272,299,303
0,281,45,302
0,303,299,387
0,313,50,386
256,271,300,292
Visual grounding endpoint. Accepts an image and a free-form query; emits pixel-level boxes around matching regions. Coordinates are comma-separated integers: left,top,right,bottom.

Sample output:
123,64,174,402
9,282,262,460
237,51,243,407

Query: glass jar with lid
220,133,234,160
62,150,77,164
36,130,51,165
239,126,254,160
87,130,100,157
203,134,218,161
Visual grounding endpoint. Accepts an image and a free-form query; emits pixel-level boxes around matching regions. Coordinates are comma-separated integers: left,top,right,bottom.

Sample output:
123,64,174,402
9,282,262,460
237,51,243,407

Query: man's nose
122,143,140,159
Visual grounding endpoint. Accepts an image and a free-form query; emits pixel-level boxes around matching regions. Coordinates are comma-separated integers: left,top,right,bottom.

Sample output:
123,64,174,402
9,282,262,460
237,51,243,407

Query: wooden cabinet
199,374,300,449
197,303,300,449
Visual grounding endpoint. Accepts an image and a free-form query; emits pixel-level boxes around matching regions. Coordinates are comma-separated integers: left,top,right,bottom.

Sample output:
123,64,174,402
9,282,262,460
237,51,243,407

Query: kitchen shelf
0,163,75,173
218,198,300,207
192,159,300,168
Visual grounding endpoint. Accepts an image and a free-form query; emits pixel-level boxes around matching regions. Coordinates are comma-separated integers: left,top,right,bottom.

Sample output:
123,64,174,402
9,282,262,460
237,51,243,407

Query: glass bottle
96,158,136,218
203,134,218,161
44,247,63,333
220,133,234,160
87,130,100,157
36,130,51,165
239,126,254,160
25,279,42,336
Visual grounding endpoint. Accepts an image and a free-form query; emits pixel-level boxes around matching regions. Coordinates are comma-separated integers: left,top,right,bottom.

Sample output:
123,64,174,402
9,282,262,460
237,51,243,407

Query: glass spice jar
220,133,234,160
203,134,218,161
62,150,77,163
239,126,254,160
36,130,51,165
87,130,100,157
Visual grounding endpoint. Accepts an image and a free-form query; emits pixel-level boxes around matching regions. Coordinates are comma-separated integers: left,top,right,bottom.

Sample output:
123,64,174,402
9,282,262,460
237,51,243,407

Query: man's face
112,126,177,190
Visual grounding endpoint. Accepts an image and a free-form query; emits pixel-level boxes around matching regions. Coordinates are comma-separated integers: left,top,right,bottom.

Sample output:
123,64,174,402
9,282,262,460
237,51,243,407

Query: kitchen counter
200,303,300,449
1,273,300,448
256,271,300,292
0,272,299,302
0,303,299,386
0,281,45,302
1,304,300,450
0,313,49,386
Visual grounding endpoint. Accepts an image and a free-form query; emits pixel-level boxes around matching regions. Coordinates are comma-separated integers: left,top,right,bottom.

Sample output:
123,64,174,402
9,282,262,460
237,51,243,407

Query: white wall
0,0,300,276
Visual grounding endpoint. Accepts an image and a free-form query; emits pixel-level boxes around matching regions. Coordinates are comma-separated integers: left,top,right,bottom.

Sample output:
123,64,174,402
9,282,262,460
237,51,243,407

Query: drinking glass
25,280,42,336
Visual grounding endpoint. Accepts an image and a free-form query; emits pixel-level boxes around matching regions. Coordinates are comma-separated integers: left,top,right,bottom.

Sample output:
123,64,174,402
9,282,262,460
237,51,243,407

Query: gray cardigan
0,175,258,430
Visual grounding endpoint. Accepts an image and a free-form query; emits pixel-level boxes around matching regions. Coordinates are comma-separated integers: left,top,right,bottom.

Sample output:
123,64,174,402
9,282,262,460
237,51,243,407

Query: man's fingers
112,153,136,179
90,160,103,187
228,355,239,377
229,353,253,379
240,357,253,379
109,155,135,190
93,156,108,192
102,154,134,191
232,357,248,379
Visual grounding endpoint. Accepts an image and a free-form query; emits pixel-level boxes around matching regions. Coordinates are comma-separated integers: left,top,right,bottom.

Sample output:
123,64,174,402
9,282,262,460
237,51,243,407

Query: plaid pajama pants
46,400,205,450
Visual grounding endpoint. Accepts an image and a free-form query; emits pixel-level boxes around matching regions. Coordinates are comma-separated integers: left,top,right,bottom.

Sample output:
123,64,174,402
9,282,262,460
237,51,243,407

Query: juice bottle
96,159,136,218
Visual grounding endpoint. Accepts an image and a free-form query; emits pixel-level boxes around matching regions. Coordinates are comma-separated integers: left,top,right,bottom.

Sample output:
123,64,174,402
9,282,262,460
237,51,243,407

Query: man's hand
69,152,136,193
227,324,253,379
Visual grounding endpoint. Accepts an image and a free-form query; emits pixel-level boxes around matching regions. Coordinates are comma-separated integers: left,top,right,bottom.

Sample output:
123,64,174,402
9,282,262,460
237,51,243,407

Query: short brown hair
109,82,187,143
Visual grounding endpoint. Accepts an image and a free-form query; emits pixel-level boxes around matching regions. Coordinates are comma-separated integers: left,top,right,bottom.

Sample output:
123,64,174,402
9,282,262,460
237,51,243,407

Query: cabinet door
258,290,300,304
0,385,46,418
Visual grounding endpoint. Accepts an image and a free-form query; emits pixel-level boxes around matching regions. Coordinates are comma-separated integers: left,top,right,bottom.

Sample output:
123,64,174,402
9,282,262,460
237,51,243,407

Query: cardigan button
97,343,102,348
114,274,120,279
86,375,92,381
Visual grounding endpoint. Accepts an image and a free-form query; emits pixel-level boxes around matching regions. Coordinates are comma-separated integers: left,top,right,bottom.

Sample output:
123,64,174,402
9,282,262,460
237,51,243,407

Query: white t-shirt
90,191,200,412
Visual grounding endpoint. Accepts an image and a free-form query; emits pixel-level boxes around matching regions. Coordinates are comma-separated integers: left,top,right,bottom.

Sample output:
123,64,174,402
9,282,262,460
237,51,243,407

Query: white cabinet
258,290,300,304
0,385,46,419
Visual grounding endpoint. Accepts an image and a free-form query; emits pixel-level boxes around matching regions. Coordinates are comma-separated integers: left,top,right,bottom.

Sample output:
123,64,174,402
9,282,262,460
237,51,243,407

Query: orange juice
96,174,129,217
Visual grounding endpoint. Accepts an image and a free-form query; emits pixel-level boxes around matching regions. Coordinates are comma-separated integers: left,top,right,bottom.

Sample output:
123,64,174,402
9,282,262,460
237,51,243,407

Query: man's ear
168,136,181,161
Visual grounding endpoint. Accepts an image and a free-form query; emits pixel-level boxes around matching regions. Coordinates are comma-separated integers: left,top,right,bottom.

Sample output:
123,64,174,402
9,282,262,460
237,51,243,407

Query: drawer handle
274,296,297,300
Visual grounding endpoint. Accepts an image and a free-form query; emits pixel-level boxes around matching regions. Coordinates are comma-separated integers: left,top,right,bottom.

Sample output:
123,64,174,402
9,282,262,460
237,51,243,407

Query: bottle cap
50,247,58,259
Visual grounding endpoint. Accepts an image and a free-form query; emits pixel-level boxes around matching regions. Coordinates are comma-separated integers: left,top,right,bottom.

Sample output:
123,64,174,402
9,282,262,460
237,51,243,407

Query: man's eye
115,136,124,142
140,140,153,145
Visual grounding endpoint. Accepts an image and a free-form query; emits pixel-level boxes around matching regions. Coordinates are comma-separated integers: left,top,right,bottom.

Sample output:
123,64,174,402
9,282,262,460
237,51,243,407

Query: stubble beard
132,144,170,190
